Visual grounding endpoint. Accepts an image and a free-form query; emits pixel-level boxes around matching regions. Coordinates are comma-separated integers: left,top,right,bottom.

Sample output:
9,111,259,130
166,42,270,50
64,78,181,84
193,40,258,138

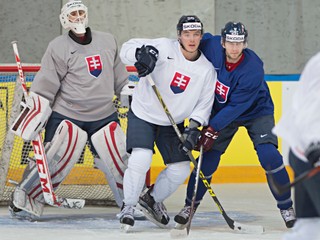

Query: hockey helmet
221,22,248,43
60,0,88,34
177,15,203,35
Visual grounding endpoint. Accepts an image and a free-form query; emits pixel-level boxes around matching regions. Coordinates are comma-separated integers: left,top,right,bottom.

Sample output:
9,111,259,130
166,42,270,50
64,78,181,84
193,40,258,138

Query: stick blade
58,198,85,209
233,221,265,234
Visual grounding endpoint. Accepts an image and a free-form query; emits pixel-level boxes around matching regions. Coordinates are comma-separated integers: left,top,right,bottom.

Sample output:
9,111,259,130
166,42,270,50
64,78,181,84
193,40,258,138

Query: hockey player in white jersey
117,15,217,230
9,0,136,218
273,52,320,240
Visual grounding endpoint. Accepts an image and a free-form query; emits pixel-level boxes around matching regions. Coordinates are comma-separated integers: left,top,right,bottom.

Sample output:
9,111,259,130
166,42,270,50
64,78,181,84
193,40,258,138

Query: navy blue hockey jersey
199,33,274,131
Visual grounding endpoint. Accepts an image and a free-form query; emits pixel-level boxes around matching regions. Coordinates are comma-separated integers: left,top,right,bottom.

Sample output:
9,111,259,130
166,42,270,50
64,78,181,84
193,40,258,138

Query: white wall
1,0,319,75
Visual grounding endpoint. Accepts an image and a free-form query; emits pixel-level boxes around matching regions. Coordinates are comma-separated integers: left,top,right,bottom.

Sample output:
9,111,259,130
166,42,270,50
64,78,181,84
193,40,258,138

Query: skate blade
136,203,170,229
170,228,188,239
120,223,133,233
116,208,146,221
174,223,187,230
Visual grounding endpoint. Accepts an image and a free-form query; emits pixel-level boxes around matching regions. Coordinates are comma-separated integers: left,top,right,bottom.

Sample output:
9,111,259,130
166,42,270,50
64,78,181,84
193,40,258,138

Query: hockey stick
186,145,203,235
170,145,203,238
171,146,204,238
146,75,264,234
268,165,320,195
11,41,85,209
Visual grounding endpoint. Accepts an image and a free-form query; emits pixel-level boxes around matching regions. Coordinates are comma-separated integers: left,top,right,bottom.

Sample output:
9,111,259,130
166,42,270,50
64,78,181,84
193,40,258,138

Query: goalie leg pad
15,120,88,208
91,121,128,207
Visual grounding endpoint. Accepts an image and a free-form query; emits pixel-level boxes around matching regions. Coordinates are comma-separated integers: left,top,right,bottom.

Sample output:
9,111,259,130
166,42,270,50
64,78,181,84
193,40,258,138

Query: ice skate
8,201,36,221
118,204,135,232
138,187,170,228
280,207,296,228
174,205,196,229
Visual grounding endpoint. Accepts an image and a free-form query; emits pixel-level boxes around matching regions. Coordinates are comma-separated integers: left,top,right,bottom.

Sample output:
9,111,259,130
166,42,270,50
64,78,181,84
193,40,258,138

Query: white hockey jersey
120,38,216,126
273,52,320,162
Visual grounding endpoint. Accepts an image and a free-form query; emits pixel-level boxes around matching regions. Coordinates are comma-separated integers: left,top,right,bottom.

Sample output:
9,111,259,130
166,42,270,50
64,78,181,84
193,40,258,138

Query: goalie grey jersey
30,30,129,121
120,38,216,126
273,51,320,162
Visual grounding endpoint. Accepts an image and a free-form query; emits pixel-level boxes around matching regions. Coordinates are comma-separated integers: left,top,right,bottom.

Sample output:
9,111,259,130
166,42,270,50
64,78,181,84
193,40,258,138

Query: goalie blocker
11,91,52,141
11,120,87,217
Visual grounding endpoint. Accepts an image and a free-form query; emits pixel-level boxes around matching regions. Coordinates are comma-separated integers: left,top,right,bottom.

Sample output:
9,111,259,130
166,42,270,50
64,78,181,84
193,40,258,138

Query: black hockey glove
134,45,159,78
179,127,201,154
305,142,320,166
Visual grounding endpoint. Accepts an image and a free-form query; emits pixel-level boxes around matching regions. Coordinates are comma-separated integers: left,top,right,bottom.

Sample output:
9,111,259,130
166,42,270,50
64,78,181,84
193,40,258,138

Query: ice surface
0,183,290,240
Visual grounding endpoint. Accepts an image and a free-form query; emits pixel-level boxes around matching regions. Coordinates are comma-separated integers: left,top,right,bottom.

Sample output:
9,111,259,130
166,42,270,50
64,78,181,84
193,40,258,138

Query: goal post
0,64,146,206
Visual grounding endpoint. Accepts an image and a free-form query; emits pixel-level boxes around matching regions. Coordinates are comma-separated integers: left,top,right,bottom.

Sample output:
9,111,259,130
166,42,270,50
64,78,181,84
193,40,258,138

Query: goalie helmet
177,15,203,35
221,22,248,43
59,0,88,34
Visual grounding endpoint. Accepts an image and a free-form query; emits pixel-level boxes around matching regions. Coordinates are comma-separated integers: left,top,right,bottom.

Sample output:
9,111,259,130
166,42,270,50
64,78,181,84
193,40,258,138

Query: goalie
9,0,137,219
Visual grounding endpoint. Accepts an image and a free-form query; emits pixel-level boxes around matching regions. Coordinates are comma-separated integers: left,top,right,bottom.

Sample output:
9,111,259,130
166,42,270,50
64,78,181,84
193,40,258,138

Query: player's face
223,41,245,63
179,30,202,53
68,10,86,23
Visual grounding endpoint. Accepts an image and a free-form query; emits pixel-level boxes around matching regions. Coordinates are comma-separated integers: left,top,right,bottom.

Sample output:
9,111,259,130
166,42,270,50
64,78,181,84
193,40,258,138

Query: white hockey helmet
59,0,88,34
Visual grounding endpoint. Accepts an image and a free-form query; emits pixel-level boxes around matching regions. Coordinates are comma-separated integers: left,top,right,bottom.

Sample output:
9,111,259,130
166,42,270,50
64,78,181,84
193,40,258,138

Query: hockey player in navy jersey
273,52,320,240
117,15,216,230
175,21,296,229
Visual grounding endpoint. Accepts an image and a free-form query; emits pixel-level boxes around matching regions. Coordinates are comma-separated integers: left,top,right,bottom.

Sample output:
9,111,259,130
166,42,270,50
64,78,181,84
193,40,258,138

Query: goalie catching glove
11,92,52,141
195,126,219,152
305,142,320,167
134,45,159,77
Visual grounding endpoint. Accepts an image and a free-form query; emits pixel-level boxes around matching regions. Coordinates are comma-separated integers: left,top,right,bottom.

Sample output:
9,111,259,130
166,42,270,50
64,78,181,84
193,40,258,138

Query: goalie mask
60,0,88,34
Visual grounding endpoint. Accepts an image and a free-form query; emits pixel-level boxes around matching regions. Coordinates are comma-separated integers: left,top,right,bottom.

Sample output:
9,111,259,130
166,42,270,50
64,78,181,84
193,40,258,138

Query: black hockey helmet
221,22,248,43
177,15,203,35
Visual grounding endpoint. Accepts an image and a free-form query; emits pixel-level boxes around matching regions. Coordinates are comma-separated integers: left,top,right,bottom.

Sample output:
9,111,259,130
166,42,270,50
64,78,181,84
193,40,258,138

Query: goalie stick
11,41,85,209
146,75,264,234
268,165,320,195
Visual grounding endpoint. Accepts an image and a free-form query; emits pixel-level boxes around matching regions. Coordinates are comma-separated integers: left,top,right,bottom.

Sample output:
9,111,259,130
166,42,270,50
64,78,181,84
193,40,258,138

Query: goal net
0,64,143,206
